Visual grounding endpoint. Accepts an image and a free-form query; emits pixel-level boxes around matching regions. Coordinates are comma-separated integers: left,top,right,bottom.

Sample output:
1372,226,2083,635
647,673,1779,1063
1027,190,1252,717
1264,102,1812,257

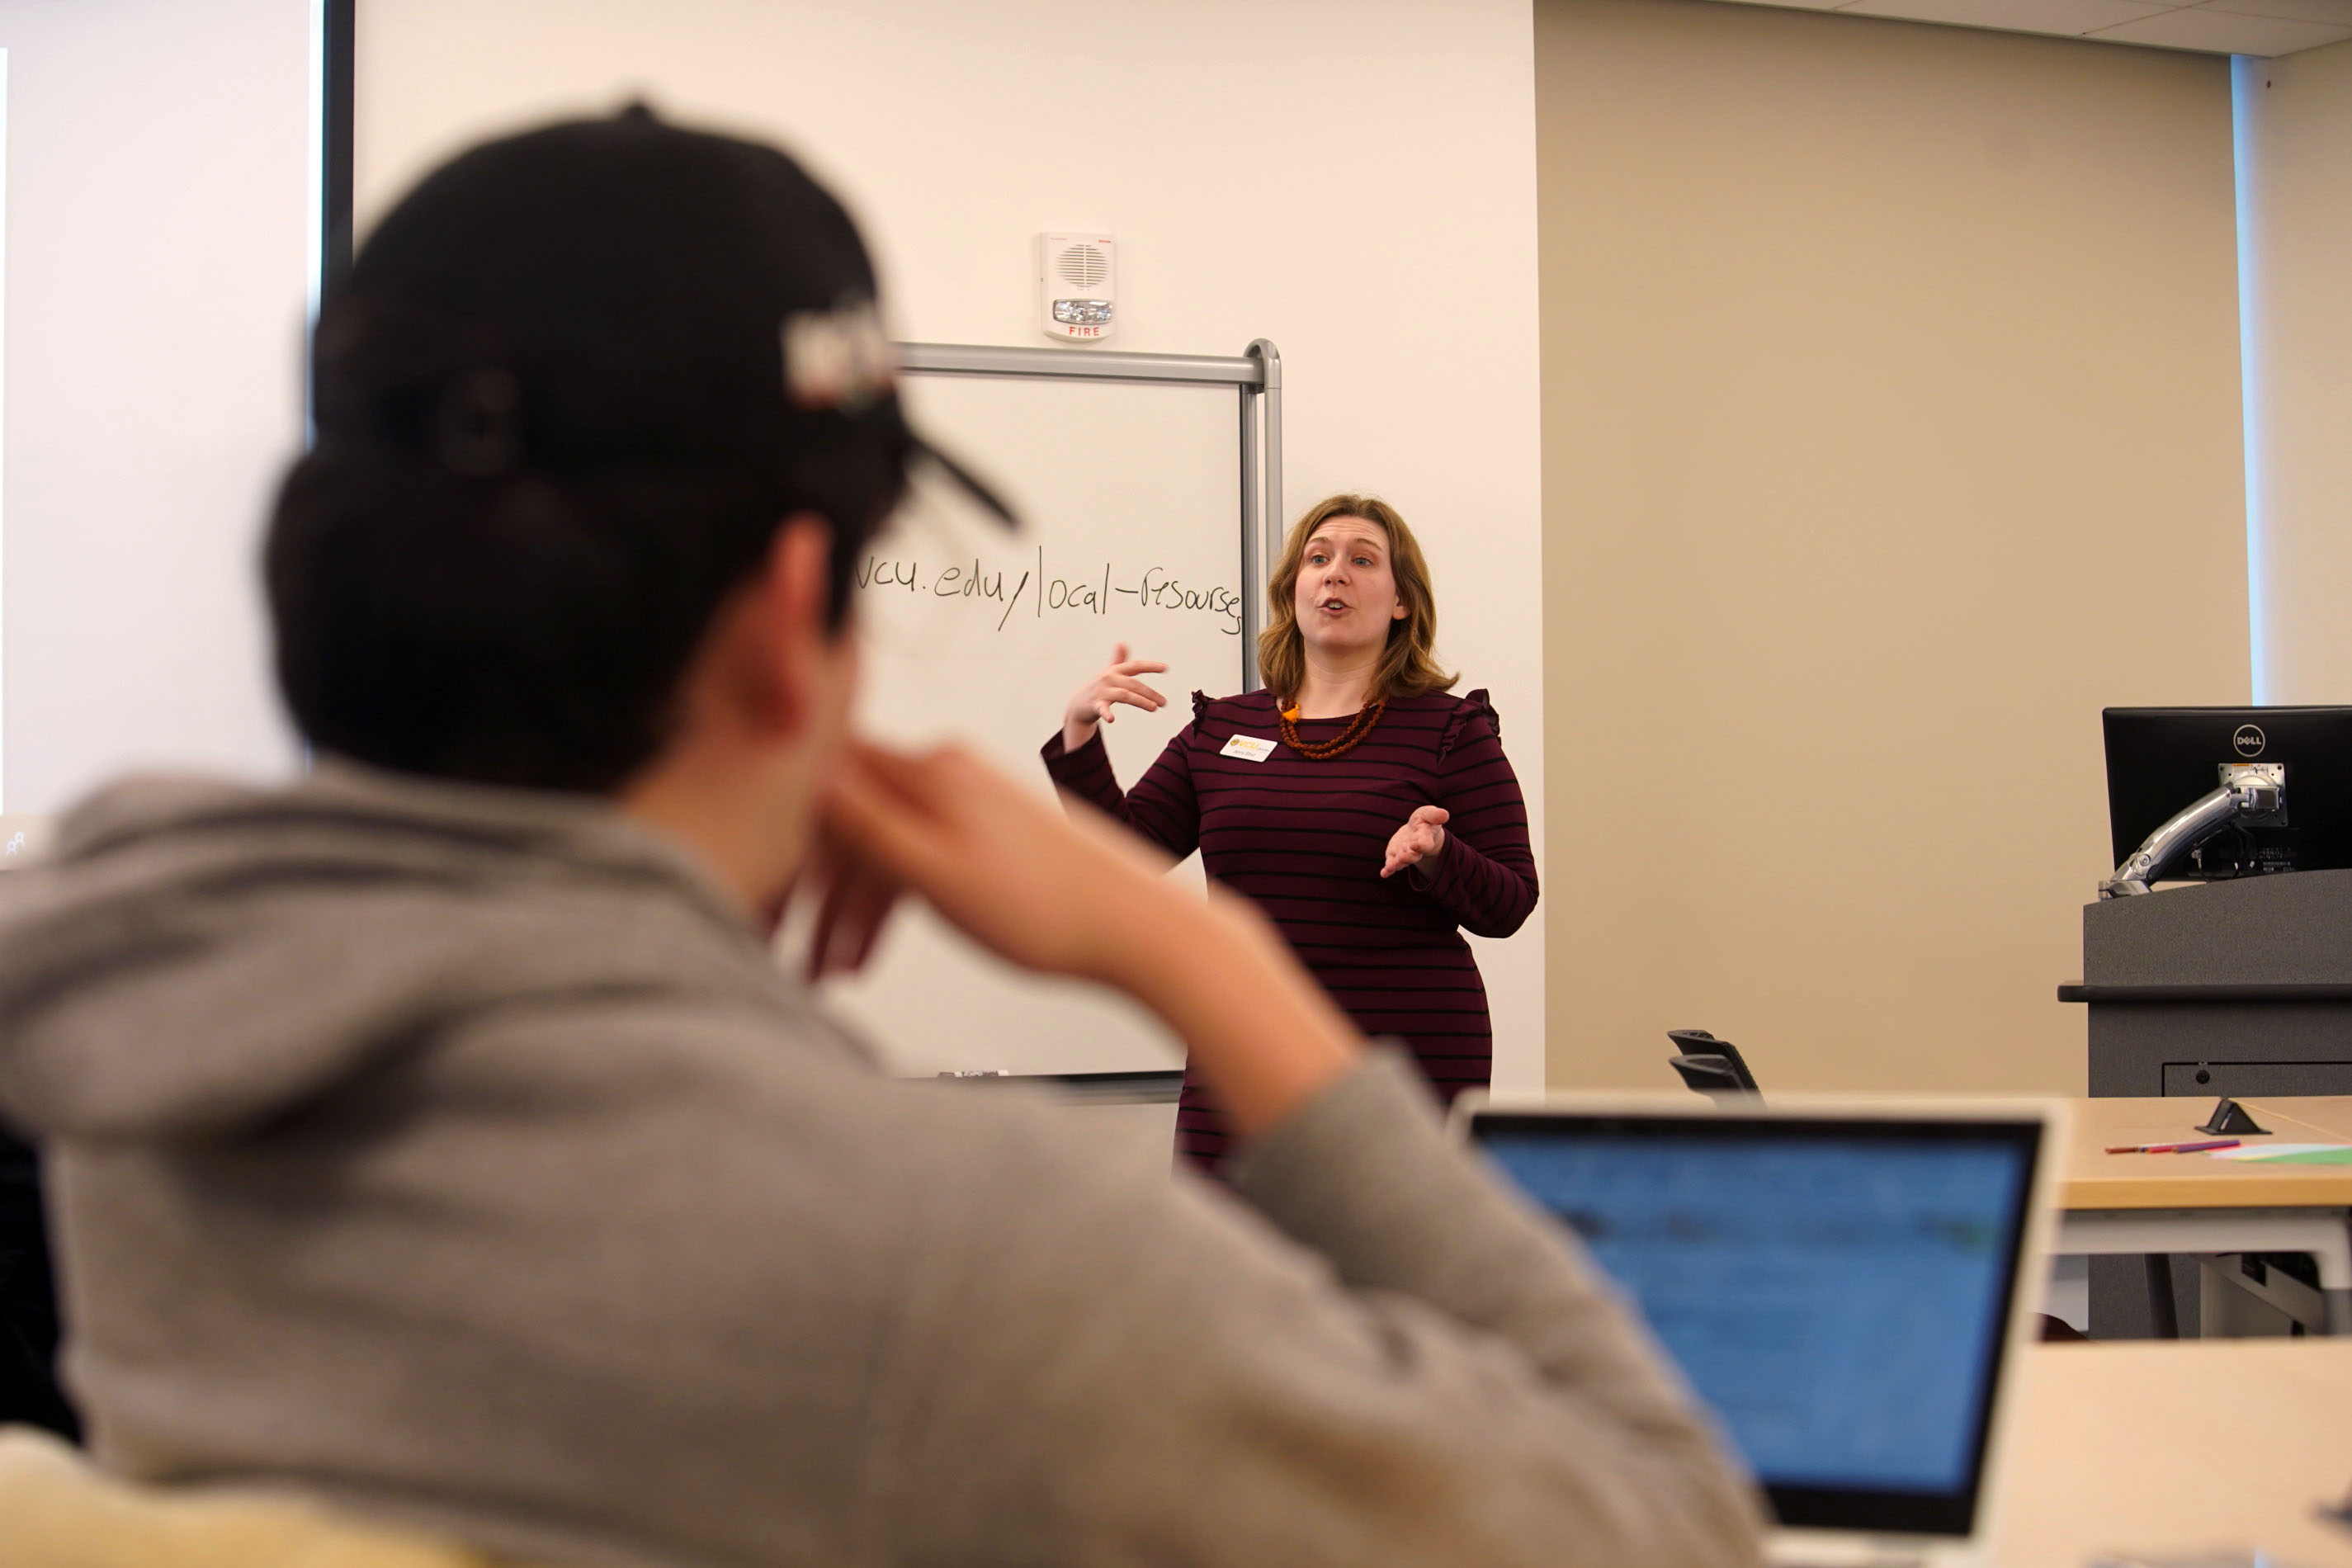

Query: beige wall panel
2241,41,2352,705
1537,0,2248,1093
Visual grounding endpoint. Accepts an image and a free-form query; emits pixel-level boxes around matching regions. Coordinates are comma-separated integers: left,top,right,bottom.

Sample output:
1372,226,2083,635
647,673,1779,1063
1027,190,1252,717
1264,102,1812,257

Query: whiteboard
811,371,1248,1077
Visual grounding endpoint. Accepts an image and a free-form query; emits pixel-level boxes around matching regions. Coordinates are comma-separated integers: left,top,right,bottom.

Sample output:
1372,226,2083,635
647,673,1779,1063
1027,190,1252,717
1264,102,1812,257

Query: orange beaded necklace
1278,696,1386,761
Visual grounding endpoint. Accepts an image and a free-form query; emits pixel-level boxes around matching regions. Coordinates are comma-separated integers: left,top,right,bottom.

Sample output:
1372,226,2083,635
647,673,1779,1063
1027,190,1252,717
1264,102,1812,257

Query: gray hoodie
0,762,1759,1568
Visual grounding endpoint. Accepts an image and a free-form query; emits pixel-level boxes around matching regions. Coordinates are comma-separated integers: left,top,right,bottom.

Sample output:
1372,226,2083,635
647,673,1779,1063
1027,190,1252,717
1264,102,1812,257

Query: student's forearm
1099,893,1358,1140
1223,1054,1768,1564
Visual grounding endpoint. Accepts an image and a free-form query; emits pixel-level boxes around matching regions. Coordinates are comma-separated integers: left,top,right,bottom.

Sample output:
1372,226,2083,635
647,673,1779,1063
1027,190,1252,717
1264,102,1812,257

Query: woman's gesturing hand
1062,643,1169,753
1380,805,1449,879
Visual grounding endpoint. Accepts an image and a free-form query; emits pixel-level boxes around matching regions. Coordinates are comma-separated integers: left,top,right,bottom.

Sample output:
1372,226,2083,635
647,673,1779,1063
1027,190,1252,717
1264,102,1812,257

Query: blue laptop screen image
1474,1117,2037,1531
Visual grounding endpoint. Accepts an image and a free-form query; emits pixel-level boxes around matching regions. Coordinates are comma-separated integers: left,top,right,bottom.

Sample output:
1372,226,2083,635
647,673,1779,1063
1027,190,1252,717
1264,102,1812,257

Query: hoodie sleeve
859,1051,1765,1568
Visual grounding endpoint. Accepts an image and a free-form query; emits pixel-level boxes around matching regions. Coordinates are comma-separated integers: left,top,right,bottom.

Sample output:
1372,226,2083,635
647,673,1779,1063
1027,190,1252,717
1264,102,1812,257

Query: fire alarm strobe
1040,233,1116,342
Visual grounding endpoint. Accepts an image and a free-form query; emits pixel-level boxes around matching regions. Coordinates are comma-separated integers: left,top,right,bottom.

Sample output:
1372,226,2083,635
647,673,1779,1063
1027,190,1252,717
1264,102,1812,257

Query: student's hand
1380,805,1449,879
822,740,1178,982
1061,643,1169,753
822,739,1358,1135
797,824,905,982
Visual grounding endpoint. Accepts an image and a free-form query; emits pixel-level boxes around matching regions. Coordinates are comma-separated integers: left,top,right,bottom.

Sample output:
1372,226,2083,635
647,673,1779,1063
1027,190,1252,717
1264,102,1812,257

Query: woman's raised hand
1380,805,1450,879
1061,643,1169,752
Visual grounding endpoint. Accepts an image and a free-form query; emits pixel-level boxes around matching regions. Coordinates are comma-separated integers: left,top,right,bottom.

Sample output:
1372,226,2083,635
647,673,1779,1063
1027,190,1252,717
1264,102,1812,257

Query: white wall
0,0,312,811
354,0,1551,1090
2239,41,2352,706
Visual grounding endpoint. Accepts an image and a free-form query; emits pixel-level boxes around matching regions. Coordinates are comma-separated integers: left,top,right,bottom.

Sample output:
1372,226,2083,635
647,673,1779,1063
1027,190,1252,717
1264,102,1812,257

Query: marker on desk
2103,1138,2241,1155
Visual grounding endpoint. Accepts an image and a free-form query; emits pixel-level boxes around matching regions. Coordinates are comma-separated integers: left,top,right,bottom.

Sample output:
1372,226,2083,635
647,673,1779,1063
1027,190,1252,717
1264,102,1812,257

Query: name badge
1220,734,1278,763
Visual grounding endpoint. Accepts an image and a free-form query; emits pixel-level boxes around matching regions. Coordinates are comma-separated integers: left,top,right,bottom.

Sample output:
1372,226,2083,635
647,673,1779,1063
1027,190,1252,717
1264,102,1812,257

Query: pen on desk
2103,1138,2241,1155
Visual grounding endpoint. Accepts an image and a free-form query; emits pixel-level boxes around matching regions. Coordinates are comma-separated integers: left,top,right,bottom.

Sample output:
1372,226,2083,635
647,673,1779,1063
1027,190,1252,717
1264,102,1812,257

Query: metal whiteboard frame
896,340,1284,692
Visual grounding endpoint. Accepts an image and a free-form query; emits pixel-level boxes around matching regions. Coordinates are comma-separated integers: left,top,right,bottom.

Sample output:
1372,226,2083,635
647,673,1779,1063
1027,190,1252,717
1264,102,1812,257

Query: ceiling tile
1838,0,2173,34
2089,5,2352,46
2194,0,2352,27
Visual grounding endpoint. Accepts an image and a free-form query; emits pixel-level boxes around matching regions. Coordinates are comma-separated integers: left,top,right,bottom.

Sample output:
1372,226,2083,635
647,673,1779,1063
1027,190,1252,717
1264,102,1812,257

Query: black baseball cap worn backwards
312,102,1008,529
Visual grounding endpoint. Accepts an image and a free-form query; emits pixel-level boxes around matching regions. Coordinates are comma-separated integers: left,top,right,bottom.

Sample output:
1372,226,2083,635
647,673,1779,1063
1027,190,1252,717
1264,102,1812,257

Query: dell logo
2235,724,2268,757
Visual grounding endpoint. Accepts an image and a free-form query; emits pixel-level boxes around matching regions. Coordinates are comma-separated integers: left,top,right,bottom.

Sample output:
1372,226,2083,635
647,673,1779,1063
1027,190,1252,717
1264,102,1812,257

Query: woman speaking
1043,494,1538,1168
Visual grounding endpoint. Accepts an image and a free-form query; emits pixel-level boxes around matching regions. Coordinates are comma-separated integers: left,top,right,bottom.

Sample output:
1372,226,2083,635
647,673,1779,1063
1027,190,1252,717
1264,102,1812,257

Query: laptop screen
1469,1110,2042,1537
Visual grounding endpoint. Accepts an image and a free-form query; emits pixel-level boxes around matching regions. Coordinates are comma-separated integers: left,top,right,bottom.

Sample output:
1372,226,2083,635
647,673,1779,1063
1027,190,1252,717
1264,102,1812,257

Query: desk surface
1997,1339,2352,1566
2064,1097,2352,1210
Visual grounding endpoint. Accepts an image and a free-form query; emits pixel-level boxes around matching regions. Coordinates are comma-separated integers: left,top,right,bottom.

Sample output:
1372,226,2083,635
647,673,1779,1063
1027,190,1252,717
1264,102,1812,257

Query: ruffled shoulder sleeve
1190,690,1273,735
1436,688,1497,763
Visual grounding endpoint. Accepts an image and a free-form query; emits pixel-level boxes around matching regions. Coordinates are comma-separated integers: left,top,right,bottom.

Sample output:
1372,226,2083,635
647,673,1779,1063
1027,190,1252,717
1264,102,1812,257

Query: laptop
1455,1093,2060,1568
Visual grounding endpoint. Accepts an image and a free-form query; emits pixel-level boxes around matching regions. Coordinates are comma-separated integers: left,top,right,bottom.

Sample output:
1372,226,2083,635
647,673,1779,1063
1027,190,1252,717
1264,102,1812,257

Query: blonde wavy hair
1257,494,1456,705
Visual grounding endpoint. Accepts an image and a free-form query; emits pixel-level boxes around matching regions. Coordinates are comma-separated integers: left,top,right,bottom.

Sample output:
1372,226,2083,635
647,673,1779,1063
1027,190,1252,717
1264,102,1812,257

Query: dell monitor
2104,706,2352,882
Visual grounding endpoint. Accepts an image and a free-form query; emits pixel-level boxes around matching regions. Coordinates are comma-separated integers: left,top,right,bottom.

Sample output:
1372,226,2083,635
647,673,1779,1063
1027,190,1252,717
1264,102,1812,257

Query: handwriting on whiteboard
856,546,1244,635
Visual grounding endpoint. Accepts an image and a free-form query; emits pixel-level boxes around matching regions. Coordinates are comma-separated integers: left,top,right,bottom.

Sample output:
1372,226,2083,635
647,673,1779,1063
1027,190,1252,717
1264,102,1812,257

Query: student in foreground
0,111,1760,1568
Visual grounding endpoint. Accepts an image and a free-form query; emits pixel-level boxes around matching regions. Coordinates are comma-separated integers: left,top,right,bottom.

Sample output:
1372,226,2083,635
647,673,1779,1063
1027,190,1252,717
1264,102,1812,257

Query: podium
2068,870,2352,1099
2065,871,2352,1334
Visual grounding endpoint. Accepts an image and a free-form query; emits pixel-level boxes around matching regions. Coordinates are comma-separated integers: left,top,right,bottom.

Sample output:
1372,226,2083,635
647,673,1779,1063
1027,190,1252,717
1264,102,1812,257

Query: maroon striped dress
1043,687,1538,1169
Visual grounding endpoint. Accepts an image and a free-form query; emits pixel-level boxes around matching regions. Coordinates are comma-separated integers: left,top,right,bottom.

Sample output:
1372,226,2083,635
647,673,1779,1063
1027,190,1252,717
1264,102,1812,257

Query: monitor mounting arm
2099,763,2285,899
